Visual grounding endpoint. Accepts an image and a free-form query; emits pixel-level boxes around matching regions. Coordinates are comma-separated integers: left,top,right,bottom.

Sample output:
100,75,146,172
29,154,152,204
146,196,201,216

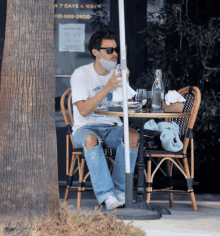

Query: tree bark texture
0,0,59,227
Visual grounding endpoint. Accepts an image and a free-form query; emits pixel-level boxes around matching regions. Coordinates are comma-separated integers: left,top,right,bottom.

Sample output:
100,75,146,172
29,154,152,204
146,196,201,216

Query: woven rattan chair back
172,93,194,138
172,86,201,154
60,88,75,147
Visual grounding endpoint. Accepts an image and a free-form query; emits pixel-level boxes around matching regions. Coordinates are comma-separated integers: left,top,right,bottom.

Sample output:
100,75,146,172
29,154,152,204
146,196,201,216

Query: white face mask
96,51,117,71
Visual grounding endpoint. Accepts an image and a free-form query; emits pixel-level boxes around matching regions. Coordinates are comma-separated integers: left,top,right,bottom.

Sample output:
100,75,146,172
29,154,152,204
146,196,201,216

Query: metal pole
118,0,133,208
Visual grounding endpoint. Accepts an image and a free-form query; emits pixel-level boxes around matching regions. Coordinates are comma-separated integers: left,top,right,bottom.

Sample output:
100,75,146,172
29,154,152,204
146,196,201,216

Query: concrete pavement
124,200,220,236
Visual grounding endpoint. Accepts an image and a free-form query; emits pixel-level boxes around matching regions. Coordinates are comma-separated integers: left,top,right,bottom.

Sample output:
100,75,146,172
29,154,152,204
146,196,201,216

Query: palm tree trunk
0,0,59,227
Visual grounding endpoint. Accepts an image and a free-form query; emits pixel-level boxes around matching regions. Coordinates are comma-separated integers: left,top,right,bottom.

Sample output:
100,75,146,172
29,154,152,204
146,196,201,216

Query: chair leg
183,157,198,211
167,160,174,208
64,188,70,203
77,157,85,210
64,154,76,203
190,191,198,211
169,193,174,208
146,155,152,204
146,192,151,204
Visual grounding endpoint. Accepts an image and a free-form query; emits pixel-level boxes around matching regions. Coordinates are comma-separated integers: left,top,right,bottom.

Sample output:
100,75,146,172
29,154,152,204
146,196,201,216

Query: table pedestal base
111,206,161,220
133,201,171,216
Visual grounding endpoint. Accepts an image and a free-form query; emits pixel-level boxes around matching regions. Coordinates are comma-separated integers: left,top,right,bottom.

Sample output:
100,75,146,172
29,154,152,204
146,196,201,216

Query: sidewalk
124,200,220,236
59,187,220,236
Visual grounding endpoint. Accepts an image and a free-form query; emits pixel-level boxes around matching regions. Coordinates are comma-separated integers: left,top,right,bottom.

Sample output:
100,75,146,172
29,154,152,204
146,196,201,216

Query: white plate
106,105,123,111
106,102,142,112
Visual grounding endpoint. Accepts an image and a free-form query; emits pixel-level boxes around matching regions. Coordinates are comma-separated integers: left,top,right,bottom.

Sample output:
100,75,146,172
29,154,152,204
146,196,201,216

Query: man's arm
75,69,122,117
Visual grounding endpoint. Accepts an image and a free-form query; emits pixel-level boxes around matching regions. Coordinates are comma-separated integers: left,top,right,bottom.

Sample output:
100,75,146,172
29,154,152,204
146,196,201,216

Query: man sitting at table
70,28,139,210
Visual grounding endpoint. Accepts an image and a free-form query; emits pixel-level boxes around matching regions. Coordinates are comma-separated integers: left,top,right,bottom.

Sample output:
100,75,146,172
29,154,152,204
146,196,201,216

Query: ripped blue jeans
73,124,138,204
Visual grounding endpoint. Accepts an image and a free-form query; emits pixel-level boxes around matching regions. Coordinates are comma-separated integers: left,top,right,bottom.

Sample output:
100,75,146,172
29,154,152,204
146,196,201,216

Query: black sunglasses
99,47,120,54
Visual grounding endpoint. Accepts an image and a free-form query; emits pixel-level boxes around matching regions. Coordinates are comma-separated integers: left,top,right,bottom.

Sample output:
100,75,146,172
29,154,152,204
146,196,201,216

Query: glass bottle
151,69,164,113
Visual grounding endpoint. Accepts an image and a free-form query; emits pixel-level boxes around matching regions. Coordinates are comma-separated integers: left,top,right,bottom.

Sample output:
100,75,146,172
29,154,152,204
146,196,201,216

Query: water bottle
151,69,164,113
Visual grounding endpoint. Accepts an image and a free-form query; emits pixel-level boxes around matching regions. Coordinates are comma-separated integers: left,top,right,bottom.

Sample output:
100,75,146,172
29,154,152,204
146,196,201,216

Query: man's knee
85,135,98,149
129,129,139,148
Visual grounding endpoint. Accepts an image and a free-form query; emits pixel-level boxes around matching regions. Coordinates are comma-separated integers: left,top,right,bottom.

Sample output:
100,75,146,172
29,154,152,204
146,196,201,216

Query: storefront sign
59,23,85,52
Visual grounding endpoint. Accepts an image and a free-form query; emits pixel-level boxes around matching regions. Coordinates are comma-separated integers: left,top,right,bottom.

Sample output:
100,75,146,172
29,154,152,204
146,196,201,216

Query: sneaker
105,195,124,210
116,193,125,205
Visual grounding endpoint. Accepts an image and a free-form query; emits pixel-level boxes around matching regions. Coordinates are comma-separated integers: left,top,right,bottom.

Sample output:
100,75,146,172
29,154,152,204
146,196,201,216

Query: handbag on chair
143,129,162,150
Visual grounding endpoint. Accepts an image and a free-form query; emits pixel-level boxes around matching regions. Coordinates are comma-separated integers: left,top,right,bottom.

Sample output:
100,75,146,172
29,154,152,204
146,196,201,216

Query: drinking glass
145,91,152,112
135,89,148,112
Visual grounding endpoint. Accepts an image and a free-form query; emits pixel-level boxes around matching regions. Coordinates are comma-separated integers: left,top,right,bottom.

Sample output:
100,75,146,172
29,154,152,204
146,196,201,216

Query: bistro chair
60,88,116,210
144,86,201,211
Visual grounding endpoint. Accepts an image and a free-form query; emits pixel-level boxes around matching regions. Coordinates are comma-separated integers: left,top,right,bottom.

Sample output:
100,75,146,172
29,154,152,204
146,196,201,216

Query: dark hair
88,28,118,59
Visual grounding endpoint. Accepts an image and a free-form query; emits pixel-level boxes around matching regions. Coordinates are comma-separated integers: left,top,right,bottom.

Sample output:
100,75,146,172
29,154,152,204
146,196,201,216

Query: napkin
112,66,137,102
165,90,186,105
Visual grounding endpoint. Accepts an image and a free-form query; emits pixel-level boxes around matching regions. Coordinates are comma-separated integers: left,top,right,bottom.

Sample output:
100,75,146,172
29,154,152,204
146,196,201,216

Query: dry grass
0,202,146,236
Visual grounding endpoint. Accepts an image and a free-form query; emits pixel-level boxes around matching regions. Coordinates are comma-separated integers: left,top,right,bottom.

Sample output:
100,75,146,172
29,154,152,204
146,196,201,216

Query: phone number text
55,14,91,19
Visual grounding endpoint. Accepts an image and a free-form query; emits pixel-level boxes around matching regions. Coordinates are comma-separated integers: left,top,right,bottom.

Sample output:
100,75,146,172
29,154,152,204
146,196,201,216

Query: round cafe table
94,109,190,119
94,108,190,217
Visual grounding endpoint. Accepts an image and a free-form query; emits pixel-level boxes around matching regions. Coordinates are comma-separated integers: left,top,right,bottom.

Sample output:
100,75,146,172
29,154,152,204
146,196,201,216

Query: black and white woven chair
144,86,201,211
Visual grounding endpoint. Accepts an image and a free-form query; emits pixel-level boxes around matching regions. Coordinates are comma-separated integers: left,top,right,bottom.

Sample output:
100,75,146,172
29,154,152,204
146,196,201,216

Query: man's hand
104,67,130,92
104,68,122,92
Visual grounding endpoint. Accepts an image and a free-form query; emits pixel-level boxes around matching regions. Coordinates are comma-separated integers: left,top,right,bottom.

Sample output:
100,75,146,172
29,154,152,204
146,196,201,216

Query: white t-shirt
71,62,124,135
